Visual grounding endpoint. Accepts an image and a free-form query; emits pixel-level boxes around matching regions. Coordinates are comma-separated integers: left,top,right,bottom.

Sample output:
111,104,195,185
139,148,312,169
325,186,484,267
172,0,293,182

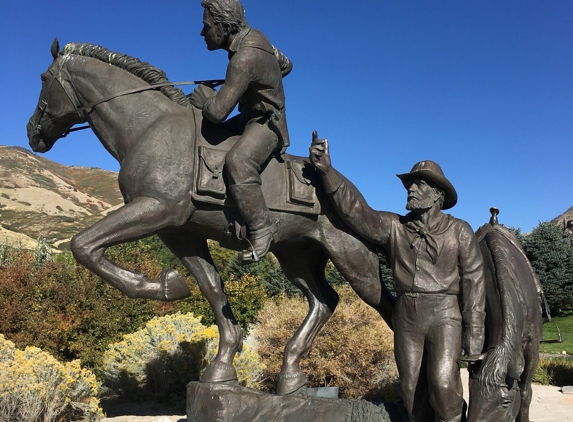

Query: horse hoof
276,369,307,396
201,360,238,383
159,268,190,301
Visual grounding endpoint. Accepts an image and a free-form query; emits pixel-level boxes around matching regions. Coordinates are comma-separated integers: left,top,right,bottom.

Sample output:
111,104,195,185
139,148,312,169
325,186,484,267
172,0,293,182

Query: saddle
190,109,320,216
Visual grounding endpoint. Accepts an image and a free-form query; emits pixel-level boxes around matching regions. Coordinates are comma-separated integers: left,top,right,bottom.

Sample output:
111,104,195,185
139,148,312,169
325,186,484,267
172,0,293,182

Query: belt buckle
404,292,419,298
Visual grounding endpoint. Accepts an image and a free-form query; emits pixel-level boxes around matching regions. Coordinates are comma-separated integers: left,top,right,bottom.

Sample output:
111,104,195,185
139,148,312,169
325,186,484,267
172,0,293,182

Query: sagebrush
101,312,264,408
0,334,103,422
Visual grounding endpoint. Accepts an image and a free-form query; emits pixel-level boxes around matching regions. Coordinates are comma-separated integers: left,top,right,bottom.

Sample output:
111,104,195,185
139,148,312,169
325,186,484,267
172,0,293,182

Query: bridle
31,58,81,143
32,55,224,142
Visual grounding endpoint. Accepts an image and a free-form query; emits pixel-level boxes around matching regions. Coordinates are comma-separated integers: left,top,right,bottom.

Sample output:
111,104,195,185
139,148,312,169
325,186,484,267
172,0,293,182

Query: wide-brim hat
397,160,457,210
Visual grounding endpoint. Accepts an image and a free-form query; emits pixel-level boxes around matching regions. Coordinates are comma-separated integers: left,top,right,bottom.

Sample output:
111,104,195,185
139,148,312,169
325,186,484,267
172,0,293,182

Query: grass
540,313,573,355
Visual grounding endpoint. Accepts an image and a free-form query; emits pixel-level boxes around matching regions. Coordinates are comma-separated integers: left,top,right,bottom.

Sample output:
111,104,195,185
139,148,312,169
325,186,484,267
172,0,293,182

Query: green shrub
101,312,264,408
0,334,103,422
0,236,268,375
177,273,268,335
252,287,398,402
534,357,573,386
0,250,174,372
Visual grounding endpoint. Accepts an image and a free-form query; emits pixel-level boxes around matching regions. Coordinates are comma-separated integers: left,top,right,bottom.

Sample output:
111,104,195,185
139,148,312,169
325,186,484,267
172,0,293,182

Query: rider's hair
201,0,247,35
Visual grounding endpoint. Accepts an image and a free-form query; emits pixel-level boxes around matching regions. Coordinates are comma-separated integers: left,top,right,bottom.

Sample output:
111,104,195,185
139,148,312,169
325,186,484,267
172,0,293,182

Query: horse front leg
273,248,339,395
158,231,242,383
70,196,191,301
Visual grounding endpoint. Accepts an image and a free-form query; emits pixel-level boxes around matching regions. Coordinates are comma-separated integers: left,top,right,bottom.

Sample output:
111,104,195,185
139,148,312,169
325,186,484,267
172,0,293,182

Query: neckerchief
404,213,452,264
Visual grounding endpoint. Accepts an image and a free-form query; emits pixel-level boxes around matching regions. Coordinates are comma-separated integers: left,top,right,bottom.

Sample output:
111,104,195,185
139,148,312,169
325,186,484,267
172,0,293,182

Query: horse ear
51,38,60,60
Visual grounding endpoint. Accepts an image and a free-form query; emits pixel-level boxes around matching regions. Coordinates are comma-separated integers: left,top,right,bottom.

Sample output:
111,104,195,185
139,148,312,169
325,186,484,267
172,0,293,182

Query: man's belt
399,291,457,298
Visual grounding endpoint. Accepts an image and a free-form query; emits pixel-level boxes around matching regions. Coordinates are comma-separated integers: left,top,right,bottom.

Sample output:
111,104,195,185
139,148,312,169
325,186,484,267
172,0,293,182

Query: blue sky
1,0,571,232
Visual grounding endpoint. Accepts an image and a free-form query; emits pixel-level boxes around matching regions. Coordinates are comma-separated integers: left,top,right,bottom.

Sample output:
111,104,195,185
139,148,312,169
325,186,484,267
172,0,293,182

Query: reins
42,78,225,137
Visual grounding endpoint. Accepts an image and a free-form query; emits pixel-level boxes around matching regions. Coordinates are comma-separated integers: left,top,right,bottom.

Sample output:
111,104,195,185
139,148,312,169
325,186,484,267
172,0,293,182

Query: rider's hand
189,84,216,110
309,130,332,174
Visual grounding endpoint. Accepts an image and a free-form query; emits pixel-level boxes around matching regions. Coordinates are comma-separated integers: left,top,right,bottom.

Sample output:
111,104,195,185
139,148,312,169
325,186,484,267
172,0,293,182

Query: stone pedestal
187,382,406,422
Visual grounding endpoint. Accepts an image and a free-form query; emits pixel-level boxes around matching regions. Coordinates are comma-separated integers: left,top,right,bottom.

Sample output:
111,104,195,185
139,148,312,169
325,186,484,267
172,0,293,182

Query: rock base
187,382,406,422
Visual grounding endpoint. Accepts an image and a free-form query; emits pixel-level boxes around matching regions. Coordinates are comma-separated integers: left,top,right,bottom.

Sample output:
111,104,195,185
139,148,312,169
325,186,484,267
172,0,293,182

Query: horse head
464,347,521,422
27,38,85,153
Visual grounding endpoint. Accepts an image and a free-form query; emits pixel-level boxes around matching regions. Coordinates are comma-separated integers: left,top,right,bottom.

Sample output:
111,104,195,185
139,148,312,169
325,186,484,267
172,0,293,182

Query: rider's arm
203,53,251,123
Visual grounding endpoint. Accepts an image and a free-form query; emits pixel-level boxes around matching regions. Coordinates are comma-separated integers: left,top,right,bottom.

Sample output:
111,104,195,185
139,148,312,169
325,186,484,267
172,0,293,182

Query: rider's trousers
225,119,279,186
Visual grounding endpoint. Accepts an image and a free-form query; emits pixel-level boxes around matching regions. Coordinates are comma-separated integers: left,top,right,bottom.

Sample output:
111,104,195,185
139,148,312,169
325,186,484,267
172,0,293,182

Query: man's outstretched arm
309,131,392,246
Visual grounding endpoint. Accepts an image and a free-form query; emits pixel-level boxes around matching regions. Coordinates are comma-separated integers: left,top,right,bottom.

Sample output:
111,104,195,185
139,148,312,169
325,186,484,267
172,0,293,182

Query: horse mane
62,42,192,108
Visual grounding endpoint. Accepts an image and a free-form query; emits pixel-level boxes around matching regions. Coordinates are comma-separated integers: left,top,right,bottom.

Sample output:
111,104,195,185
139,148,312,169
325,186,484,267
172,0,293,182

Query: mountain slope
552,205,573,229
0,146,122,249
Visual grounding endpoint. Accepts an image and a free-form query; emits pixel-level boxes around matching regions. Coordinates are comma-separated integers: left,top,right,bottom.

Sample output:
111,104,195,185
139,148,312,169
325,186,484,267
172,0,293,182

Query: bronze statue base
186,382,406,422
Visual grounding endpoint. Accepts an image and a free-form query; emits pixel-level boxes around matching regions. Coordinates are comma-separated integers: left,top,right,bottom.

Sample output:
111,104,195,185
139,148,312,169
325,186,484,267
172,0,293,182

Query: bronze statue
466,208,544,422
27,39,394,397
310,134,486,422
189,0,292,263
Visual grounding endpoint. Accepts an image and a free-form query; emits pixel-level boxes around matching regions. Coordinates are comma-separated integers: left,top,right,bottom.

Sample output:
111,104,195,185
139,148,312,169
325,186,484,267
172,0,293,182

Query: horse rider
310,134,486,422
189,0,292,264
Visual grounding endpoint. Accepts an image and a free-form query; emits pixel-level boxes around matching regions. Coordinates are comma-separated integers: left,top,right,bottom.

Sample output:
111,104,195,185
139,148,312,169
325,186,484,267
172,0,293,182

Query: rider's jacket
203,26,291,149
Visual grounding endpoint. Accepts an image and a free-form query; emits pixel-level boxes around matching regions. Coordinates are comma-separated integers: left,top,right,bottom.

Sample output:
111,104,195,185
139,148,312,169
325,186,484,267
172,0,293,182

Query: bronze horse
467,208,544,422
27,39,394,395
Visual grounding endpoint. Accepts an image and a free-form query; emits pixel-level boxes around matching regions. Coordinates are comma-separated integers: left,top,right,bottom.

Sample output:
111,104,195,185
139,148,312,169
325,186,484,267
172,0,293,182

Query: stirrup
239,222,278,264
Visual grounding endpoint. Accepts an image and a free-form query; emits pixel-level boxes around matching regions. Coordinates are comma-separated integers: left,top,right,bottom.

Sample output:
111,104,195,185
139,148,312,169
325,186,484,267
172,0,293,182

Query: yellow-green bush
0,334,103,422
252,287,399,402
534,356,573,386
101,312,264,408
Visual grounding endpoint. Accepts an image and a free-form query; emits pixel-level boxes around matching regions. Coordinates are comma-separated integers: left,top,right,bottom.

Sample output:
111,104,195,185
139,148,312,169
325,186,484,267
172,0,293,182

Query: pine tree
523,222,573,314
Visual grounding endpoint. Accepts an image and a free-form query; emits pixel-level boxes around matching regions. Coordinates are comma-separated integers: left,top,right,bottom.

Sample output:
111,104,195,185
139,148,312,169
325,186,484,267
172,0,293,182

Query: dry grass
252,287,398,402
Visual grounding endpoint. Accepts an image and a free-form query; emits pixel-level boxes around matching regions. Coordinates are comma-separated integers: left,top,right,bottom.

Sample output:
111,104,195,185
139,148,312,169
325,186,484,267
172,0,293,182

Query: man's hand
189,84,217,110
309,130,332,174
462,312,485,358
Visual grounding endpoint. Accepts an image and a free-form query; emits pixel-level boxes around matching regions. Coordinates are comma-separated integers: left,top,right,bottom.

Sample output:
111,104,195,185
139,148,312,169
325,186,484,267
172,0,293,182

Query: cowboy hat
397,160,457,210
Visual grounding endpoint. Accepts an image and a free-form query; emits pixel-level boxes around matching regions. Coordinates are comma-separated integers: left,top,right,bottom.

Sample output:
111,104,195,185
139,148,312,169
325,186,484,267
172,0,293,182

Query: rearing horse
27,39,394,395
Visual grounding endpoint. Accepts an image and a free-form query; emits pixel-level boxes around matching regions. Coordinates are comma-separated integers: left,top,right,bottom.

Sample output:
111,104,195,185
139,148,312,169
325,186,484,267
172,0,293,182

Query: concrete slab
461,370,573,422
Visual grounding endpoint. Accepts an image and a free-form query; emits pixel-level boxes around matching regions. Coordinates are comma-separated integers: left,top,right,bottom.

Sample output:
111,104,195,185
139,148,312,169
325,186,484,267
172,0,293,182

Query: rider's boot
228,183,277,264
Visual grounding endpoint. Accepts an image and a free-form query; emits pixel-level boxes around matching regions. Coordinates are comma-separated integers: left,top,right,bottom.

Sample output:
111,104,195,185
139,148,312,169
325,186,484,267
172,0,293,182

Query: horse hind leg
158,231,242,384
273,247,339,395
516,340,540,422
70,196,191,301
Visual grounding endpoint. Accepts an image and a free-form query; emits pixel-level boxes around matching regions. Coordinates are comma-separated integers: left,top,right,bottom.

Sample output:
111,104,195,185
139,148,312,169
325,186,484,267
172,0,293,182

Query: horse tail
479,227,527,391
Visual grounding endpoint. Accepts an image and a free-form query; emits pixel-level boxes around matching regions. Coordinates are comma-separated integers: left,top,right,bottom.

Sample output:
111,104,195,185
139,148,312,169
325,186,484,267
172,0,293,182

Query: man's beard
406,196,437,211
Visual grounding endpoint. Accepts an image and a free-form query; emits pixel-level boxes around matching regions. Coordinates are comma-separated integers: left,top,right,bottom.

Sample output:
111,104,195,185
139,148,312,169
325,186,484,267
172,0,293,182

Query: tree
523,222,573,314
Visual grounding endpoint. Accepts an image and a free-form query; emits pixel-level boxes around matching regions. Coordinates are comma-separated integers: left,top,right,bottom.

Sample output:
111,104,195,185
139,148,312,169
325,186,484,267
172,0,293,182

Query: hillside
0,146,122,250
552,205,573,230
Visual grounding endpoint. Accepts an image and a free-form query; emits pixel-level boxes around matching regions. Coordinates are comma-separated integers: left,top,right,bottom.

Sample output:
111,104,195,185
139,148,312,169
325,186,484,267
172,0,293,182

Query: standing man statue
310,134,486,422
189,0,292,264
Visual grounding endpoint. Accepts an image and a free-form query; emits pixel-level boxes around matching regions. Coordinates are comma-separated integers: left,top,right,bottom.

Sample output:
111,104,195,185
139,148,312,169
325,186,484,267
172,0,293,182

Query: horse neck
64,56,164,163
